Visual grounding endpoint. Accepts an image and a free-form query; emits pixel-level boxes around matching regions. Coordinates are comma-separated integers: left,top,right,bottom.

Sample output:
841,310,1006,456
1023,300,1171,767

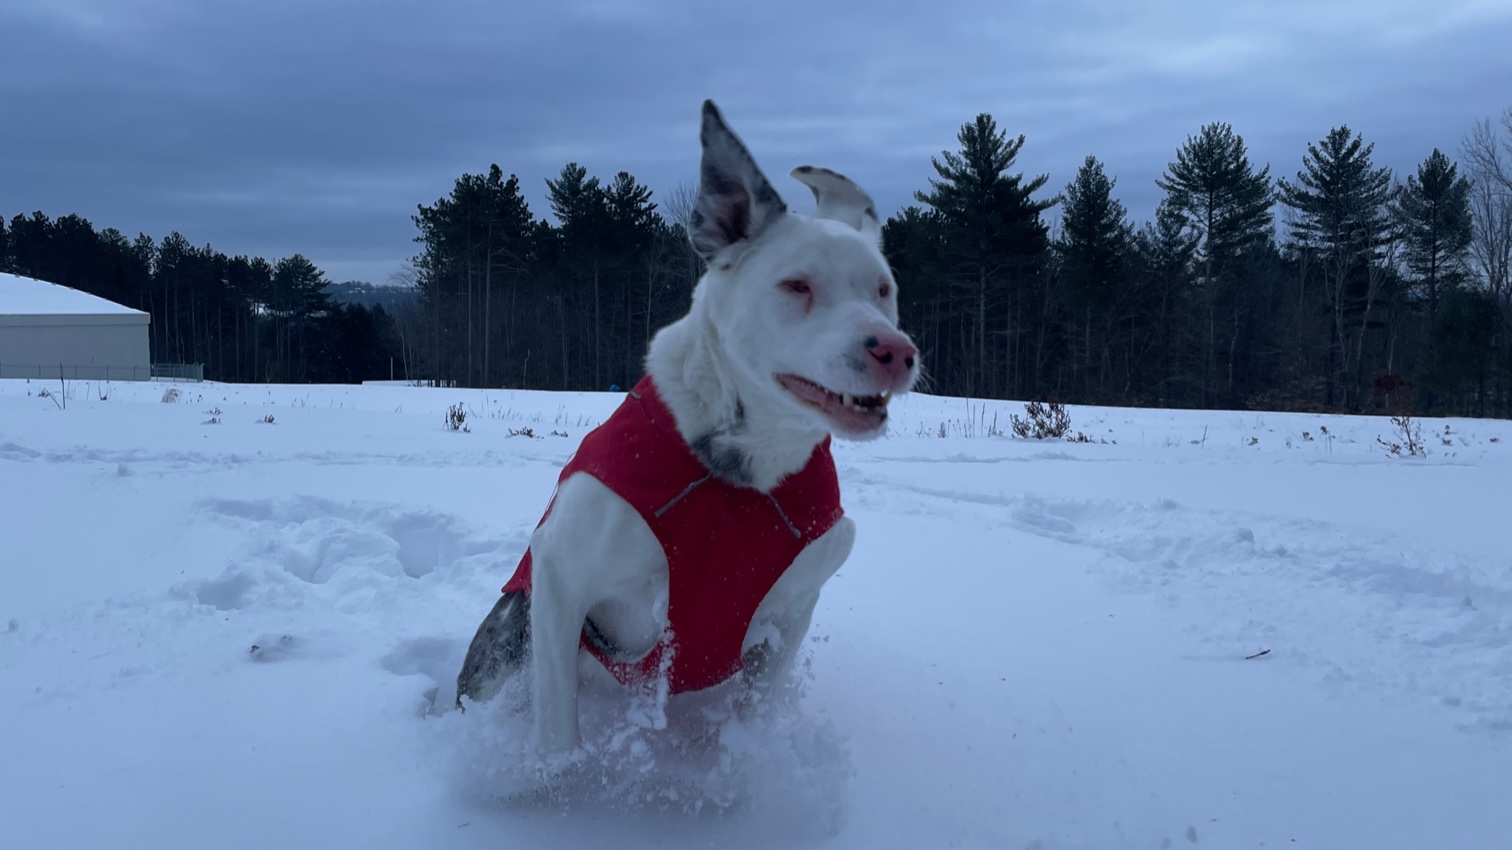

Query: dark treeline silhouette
404,164,698,391
0,213,401,384
5,105,1510,417
885,112,1511,418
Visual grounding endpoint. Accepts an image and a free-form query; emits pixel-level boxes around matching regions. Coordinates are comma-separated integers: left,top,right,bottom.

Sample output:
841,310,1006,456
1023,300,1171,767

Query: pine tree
601,172,669,358
547,163,612,388
1057,155,1132,316
266,254,330,381
479,168,535,388
915,113,1054,397
1277,125,1396,409
412,165,539,387
1155,122,1274,405
1423,288,1501,415
1391,148,1473,316
883,205,950,369
605,172,658,251
1278,126,1395,260
1055,155,1132,399
1156,123,1274,270
1131,199,1201,404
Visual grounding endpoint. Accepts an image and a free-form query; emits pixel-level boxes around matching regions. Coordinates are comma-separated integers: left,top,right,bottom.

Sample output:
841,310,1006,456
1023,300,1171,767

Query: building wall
0,315,152,381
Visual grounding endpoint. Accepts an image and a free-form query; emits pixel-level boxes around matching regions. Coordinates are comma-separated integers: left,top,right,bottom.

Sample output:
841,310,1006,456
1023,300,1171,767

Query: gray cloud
3,0,1509,283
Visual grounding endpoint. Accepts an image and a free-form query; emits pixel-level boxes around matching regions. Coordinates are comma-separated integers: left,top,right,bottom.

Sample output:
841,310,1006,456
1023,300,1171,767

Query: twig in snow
1244,649,1271,660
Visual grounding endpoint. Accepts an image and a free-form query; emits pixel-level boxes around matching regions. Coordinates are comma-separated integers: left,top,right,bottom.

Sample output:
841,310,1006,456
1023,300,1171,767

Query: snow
2,377,1510,849
0,271,147,317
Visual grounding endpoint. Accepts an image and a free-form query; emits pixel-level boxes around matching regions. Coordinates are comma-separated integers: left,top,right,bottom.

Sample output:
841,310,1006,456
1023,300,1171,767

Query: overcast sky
4,0,1510,284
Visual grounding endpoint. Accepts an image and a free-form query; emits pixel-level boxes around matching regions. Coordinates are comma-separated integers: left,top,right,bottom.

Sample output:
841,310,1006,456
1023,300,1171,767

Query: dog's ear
790,166,882,246
689,100,787,264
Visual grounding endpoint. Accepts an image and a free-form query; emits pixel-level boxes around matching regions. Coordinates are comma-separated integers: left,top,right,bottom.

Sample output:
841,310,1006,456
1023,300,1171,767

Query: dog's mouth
775,373,891,434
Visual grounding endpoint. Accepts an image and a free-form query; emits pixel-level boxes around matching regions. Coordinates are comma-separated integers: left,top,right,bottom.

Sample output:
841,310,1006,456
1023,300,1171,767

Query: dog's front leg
526,542,588,755
742,517,856,698
524,473,669,756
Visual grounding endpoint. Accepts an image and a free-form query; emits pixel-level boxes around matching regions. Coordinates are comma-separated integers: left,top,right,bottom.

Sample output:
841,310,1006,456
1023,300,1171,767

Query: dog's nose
864,334,918,380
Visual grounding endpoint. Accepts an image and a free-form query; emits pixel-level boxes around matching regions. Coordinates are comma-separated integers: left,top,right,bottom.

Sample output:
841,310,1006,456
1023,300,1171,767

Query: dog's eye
878,282,891,299
780,279,811,296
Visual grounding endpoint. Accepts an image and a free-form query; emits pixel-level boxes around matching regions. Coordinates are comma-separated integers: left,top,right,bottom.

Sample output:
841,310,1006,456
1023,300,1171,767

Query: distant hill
322,281,418,312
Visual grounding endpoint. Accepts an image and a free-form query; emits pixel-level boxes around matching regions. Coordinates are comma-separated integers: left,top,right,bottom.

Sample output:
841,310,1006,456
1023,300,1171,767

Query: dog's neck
645,313,829,493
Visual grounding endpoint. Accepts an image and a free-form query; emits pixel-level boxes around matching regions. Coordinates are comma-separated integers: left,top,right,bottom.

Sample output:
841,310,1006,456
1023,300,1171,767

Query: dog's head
686,100,920,441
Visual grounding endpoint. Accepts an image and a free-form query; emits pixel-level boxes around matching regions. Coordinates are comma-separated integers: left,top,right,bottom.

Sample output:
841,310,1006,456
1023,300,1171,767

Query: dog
456,100,921,756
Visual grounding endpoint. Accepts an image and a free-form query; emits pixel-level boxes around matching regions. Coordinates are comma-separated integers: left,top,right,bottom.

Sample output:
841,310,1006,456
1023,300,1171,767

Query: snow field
1,377,1510,848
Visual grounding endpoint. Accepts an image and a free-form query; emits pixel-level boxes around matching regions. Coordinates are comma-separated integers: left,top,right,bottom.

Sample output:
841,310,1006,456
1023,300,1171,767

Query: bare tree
660,180,697,231
1463,108,1512,194
387,261,426,384
1463,108,1512,306
1468,176,1512,306
659,179,705,304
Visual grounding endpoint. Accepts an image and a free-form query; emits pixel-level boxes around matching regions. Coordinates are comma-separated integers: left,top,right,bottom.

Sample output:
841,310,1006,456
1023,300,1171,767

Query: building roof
0,271,147,317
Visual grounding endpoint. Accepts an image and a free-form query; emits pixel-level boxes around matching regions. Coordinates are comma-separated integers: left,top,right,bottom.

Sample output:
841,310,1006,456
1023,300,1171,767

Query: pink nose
864,334,917,382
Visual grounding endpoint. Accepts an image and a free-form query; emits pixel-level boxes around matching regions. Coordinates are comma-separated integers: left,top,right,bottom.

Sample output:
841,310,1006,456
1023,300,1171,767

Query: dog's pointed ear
689,100,787,264
790,165,882,246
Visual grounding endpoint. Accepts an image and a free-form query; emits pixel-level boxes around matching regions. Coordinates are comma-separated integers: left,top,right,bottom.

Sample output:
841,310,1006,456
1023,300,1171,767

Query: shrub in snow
444,403,470,433
1376,415,1425,458
1010,401,1071,440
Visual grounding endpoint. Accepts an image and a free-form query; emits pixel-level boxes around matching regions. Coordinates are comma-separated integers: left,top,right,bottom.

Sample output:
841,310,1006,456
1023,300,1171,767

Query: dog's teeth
841,393,854,408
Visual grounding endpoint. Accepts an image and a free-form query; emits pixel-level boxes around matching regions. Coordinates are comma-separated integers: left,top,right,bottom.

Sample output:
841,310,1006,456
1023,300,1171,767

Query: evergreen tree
475,168,536,388
1277,125,1397,409
270,254,330,318
915,113,1054,397
412,165,539,387
265,254,330,381
1130,199,1201,405
1056,156,1132,317
1134,199,1202,279
1278,126,1395,259
1155,123,1274,270
547,163,612,388
883,205,951,370
604,171,658,253
1392,148,1473,316
8,213,52,280
1422,288,1501,415
1054,155,1133,400
1155,122,1274,405
602,171,674,358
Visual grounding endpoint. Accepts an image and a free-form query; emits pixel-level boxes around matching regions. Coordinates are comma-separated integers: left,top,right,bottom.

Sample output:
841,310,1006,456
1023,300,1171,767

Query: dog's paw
244,632,340,663
526,745,595,792
247,633,301,662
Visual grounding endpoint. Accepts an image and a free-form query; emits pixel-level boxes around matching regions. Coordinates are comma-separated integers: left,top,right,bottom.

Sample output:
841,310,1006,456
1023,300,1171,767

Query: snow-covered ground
2,376,1509,849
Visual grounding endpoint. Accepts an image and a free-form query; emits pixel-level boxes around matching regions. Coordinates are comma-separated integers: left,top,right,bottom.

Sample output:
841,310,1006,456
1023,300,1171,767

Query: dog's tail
455,591,531,710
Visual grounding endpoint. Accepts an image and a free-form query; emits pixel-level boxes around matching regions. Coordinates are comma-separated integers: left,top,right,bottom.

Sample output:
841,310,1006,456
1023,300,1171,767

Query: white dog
457,100,920,755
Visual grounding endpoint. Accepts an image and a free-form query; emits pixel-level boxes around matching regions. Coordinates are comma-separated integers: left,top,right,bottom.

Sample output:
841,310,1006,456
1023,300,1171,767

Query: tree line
0,215,400,384
4,105,1510,418
405,106,1512,417
884,111,1511,418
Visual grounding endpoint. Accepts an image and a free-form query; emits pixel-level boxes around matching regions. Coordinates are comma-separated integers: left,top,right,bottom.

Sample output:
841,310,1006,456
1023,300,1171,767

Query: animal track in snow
199,496,507,584
846,469,1512,736
380,636,467,713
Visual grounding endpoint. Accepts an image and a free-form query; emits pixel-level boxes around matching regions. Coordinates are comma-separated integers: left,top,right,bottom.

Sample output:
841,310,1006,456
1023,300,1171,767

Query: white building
0,271,152,381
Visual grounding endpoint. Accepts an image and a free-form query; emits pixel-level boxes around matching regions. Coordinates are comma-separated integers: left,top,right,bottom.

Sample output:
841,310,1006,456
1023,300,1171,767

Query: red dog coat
501,374,845,694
